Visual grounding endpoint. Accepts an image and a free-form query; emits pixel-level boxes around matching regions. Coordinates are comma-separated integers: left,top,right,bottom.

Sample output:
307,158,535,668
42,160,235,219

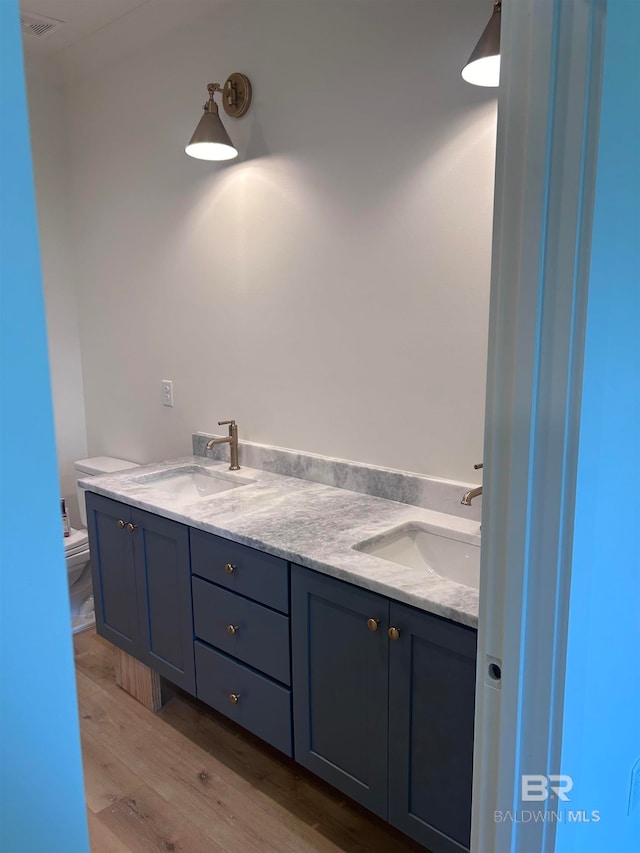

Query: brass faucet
206,420,240,470
461,463,483,506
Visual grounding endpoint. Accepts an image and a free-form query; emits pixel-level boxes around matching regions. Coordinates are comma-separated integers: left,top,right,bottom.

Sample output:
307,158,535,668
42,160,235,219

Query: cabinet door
291,565,389,818
388,602,477,853
86,493,139,656
132,508,195,694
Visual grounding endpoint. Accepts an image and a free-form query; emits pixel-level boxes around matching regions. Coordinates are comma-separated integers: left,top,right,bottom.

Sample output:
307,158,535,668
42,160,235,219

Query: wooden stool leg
114,648,164,711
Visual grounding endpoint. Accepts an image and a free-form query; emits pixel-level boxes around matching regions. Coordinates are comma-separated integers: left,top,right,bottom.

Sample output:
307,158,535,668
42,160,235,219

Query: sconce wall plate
222,72,252,118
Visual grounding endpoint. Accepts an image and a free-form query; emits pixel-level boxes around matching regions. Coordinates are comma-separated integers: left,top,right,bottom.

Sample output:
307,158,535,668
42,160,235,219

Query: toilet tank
74,456,140,528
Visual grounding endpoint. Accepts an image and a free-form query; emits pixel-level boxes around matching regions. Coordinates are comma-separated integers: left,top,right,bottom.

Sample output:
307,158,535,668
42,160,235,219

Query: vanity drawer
195,641,292,757
190,528,289,614
192,577,290,685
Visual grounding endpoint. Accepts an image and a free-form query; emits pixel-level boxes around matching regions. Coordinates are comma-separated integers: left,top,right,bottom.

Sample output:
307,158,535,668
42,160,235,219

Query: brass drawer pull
225,563,236,574
229,693,240,705
117,519,125,529
367,618,380,632
388,626,401,641
226,624,239,636
127,523,137,532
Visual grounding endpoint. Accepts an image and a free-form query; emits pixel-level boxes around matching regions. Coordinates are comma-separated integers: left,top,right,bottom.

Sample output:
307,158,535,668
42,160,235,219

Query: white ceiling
20,0,222,82
20,0,150,55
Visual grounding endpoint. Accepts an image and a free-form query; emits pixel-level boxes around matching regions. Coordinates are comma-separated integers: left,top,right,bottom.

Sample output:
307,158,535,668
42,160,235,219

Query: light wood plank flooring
75,629,427,853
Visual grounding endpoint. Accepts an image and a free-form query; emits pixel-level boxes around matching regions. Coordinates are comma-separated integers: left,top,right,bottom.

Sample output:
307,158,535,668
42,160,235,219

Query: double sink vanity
83,439,481,853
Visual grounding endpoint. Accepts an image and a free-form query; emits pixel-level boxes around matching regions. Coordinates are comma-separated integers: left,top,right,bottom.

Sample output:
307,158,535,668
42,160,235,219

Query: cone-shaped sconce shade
462,1,501,87
185,104,238,161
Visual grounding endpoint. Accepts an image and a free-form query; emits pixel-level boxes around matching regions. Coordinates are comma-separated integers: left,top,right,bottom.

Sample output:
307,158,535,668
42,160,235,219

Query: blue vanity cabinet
88,492,475,850
131,507,195,694
291,565,390,818
291,564,477,852
86,493,140,658
86,493,195,695
191,529,293,755
192,578,290,684
388,601,477,853
190,527,289,614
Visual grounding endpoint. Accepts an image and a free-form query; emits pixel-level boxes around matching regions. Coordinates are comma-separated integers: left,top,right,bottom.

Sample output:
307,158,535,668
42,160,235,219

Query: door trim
472,1,606,851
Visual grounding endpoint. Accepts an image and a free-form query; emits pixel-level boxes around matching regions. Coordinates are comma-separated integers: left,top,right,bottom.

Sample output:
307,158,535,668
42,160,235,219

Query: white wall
26,58,88,525
66,1,496,481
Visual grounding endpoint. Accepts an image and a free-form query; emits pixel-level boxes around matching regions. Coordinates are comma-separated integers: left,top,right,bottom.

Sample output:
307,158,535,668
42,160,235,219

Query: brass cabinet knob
126,523,137,532
225,563,236,574
117,519,125,529
226,624,238,636
367,618,380,632
229,693,240,705
388,626,401,641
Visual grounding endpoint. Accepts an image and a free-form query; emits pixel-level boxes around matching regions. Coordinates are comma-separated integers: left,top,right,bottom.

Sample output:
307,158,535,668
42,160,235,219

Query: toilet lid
65,527,89,556
74,457,140,476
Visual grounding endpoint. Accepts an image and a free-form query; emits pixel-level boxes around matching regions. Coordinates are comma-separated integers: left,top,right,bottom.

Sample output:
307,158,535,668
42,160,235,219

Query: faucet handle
218,419,236,427
474,462,483,470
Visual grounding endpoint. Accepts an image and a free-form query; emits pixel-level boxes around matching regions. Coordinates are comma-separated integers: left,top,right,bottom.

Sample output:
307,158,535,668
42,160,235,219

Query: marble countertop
80,456,480,629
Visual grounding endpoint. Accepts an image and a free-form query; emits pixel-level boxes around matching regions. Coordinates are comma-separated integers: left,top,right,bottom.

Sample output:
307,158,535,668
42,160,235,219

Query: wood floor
75,629,426,853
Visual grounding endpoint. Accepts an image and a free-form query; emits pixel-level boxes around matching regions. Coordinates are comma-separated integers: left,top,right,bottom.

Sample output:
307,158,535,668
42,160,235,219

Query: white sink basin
354,523,480,590
132,466,255,500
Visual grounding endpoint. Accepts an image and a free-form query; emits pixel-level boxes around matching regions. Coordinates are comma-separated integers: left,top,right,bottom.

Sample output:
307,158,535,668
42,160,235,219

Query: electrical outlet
628,757,640,816
161,379,174,408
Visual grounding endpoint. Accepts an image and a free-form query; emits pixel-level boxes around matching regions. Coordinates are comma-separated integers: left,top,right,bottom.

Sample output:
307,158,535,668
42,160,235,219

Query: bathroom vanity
84,456,479,853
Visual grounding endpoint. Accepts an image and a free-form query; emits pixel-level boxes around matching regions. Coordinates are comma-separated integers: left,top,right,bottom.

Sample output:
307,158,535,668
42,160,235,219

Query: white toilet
66,456,139,634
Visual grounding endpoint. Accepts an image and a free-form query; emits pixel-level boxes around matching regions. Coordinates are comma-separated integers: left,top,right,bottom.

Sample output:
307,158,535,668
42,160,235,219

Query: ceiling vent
20,11,62,39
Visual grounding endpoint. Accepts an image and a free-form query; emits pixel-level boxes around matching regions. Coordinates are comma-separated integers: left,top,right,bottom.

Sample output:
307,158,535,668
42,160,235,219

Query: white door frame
472,1,606,851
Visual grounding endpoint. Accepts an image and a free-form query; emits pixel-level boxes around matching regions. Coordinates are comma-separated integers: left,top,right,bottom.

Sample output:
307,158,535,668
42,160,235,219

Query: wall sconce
185,73,252,161
462,0,501,87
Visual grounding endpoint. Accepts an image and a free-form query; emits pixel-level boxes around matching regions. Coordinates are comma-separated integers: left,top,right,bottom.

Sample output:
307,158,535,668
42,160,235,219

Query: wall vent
20,11,62,39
